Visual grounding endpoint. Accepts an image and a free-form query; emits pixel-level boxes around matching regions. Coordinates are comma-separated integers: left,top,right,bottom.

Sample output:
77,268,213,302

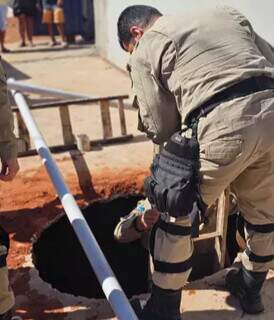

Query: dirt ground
1,35,274,320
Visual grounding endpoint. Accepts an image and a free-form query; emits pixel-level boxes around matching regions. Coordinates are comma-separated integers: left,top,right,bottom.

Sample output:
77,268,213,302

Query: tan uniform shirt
128,6,274,144
0,62,17,161
0,63,16,315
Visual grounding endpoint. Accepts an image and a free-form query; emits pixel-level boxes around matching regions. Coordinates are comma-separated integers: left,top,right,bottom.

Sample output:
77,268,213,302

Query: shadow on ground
2,59,30,80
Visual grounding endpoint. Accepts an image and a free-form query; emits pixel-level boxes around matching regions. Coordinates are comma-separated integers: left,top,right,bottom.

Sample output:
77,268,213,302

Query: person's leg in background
0,5,9,53
54,7,67,46
42,8,56,46
17,14,26,48
25,16,34,47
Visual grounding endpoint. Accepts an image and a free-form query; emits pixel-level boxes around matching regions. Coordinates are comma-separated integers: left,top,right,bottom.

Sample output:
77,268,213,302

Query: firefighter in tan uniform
0,62,20,320
117,5,274,320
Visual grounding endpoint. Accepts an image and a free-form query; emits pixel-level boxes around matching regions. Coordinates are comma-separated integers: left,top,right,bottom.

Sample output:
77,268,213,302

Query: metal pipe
7,78,90,99
9,80,138,320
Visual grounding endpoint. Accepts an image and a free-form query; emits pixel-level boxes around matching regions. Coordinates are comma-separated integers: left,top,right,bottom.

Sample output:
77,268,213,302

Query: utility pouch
144,131,207,237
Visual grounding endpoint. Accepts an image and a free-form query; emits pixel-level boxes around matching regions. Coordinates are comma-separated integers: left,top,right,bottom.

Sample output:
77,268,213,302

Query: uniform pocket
205,138,243,166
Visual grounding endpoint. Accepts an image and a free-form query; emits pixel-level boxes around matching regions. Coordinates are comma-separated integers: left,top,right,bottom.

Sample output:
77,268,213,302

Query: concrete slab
11,254,274,320
182,267,274,320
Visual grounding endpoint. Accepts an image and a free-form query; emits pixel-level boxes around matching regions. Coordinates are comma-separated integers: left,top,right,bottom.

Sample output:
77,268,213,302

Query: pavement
11,253,274,320
2,42,274,320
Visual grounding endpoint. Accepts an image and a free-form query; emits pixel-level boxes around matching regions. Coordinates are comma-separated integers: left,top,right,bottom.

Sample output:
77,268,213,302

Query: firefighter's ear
129,26,144,42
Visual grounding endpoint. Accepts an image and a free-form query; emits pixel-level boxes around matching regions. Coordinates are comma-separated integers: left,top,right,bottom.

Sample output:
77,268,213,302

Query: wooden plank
11,95,129,111
17,138,28,153
100,100,113,139
118,99,127,135
89,134,133,146
193,231,221,242
16,112,31,150
215,188,230,269
75,134,90,152
17,134,134,157
59,105,74,145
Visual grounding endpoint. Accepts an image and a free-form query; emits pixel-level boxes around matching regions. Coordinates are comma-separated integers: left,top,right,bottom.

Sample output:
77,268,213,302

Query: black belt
186,76,274,127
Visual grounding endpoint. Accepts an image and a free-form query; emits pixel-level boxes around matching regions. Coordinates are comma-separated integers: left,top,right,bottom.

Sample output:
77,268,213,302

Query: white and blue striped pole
8,78,138,320
7,79,90,99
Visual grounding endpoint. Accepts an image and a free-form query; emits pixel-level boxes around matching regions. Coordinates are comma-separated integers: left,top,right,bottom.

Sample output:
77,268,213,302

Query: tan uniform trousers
117,88,274,290
0,226,14,315
198,89,274,273
151,89,274,290
0,267,14,315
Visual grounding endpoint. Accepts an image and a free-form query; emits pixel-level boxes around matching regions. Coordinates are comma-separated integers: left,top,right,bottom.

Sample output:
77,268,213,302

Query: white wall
94,0,274,70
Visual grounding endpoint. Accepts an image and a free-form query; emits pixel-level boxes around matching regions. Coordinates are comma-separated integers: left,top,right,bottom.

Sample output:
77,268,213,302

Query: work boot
131,284,182,320
225,266,267,314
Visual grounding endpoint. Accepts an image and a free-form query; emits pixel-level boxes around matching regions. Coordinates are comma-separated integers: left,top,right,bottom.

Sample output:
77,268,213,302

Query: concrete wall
94,0,274,70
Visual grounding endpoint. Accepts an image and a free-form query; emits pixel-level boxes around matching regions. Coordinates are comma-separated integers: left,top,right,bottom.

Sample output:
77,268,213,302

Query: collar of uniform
127,40,139,67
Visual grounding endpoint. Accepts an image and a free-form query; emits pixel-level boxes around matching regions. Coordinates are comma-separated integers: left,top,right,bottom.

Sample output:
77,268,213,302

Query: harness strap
158,219,192,236
245,247,274,263
154,255,193,274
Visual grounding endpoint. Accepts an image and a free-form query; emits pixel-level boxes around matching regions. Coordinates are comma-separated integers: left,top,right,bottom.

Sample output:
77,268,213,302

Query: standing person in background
12,0,40,48
42,0,67,47
0,1,9,53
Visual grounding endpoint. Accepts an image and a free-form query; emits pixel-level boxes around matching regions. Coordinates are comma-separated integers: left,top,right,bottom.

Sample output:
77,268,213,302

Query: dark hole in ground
32,193,148,299
32,194,239,299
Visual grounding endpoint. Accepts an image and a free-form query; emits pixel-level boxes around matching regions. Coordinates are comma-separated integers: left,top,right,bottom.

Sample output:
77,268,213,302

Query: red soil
0,166,148,269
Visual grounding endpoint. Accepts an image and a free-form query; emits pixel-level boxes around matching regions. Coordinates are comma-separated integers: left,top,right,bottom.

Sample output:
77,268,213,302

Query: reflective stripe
245,248,274,263
158,219,191,236
244,219,274,233
154,255,192,274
